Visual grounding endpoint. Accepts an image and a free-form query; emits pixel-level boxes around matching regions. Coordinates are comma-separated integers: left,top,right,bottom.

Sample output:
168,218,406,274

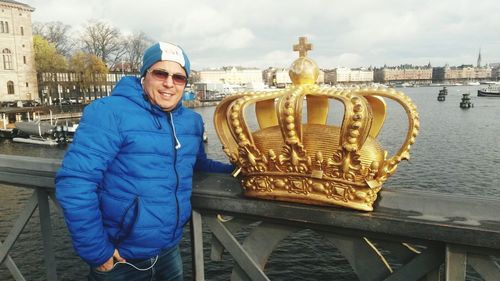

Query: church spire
477,49,482,68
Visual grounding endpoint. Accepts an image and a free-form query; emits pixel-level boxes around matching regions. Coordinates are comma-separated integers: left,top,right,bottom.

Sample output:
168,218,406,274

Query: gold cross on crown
293,37,313,57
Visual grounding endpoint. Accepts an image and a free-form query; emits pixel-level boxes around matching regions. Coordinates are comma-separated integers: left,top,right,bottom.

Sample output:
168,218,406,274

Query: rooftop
0,0,35,10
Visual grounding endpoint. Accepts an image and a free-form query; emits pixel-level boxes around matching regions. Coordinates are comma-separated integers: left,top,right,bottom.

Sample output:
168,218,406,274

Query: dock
0,106,83,133
0,154,499,280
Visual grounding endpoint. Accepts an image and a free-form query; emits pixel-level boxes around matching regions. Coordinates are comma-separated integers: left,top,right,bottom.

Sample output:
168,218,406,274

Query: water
1,85,498,280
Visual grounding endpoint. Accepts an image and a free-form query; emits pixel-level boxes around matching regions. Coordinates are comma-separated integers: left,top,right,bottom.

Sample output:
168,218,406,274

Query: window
23,56,26,64
3,49,12,69
20,26,24,35
0,21,8,33
26,82,29,87
7,81,14,95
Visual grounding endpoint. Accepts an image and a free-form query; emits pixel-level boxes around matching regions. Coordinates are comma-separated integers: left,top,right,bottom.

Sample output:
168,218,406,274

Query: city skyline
23,0,500,70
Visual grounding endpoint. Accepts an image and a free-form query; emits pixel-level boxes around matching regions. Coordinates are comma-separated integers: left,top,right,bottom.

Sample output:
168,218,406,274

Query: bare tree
33,21,73,56
79,20,126,68
124,31,153,72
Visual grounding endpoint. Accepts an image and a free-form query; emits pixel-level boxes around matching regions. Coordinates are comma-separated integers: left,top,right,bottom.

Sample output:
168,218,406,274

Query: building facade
432,64,492,83
198,66,263,85
37,72,135,104
263,67,324,88
374,65,433,85
490,63,500,81
0,0,37,102
324,67,373,84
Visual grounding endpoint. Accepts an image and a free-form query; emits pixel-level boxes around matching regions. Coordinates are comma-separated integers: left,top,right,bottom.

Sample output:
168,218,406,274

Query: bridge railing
1,154,499,281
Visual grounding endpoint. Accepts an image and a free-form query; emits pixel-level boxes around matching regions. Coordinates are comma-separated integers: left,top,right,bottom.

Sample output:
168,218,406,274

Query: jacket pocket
113,196,140,245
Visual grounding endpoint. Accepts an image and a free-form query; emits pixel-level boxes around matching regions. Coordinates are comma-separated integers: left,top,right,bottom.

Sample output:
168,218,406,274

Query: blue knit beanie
140,42,191,78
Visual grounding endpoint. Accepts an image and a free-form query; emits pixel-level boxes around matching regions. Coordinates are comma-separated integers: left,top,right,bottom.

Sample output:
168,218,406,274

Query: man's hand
96,249,125,272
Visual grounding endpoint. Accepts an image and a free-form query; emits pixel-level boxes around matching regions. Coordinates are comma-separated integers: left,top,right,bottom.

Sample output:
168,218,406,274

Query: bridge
0,154,499,280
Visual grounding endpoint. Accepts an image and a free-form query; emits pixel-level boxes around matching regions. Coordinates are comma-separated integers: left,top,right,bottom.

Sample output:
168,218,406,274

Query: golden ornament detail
214,37,419,211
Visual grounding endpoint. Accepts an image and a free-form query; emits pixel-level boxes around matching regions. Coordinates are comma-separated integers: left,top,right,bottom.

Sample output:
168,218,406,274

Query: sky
21,0,500,71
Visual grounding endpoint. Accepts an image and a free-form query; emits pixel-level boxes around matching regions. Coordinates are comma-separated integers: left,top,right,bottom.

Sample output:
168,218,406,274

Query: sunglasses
148,69,187,85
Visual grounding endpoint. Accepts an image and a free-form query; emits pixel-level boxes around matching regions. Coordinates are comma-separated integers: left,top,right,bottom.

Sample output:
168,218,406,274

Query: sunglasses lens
151,69,169,80
150,69,187,84
172,74,187,84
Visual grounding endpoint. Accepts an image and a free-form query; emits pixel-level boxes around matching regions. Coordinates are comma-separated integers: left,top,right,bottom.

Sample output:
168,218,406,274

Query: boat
12,136,59,146
480,81,500,85
14,121,56,137
477,85,500,97
12,121,59,145
467,81,480,86
12,120,78,145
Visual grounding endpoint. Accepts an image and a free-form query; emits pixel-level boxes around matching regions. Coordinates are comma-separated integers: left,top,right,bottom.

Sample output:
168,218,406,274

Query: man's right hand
96,249,126,272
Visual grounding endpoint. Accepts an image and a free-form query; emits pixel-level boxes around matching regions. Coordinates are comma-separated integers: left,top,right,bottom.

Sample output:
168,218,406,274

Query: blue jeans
88,246,183,281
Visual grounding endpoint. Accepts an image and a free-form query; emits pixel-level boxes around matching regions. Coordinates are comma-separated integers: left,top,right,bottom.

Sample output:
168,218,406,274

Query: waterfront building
490,62,500,81
262,67,276,86
263,67,324,88
432,64,492,83
0,0,38,103
374,64,433,85
274,68,292,87
324,67,373,84
198,66,263,86
37,71,137,104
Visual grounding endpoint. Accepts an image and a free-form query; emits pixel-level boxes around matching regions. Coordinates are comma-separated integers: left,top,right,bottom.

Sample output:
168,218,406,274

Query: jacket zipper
167,112,181,240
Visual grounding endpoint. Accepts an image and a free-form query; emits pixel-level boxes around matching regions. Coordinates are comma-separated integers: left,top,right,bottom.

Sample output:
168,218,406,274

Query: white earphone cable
111,255,159,271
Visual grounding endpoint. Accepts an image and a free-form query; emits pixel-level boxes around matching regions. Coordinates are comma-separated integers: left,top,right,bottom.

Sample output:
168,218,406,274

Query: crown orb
289,57,319,85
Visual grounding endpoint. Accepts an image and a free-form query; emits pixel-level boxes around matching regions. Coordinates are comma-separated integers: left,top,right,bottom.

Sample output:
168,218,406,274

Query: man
56,42,233,280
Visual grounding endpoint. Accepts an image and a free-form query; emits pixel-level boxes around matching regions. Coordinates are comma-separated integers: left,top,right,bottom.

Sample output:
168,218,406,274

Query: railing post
37,189,57,281
445,244,467,281
191,210,205,281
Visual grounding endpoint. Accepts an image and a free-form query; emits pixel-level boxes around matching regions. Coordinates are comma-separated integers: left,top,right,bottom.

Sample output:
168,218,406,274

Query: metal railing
1,154,499,280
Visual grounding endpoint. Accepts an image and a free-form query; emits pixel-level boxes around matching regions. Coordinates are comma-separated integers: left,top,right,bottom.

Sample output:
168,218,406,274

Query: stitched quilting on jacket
55,76,232,267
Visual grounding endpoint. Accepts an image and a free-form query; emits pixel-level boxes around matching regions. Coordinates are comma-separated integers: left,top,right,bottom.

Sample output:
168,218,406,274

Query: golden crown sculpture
214,37,419,211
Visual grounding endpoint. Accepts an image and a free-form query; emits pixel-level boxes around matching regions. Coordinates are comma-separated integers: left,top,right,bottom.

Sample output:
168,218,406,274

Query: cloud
25,0,500,69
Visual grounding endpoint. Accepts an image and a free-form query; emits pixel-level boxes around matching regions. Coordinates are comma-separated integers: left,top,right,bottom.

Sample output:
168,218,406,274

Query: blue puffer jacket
55,76,232,267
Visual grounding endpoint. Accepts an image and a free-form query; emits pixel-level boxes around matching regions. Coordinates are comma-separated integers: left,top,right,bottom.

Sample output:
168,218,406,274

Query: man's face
142,60,187,111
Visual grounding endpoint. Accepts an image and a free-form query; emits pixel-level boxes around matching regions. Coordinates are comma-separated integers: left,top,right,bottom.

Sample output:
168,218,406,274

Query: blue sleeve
193,139,234,173
55,100,121,266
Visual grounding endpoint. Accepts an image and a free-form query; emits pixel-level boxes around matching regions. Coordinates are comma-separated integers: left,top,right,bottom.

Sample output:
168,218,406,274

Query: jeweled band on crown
214,37,419,211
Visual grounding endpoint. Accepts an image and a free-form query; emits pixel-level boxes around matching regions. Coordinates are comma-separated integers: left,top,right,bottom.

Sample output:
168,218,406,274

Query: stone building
0,0,37,103
263,67,324,88
324,67,373,84
374,64,433,85
432,64,492,83
198,66,263,85
490,63,500,81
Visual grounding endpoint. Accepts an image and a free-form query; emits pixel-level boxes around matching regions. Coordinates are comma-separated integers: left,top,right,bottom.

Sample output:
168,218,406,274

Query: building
274,68,292,87
263,67,324,88
37,71,135,104
374,64,433,85
488,63,500,81
432,64,492,83
0,0,37,103
198,66,263,86
324,67,373,84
